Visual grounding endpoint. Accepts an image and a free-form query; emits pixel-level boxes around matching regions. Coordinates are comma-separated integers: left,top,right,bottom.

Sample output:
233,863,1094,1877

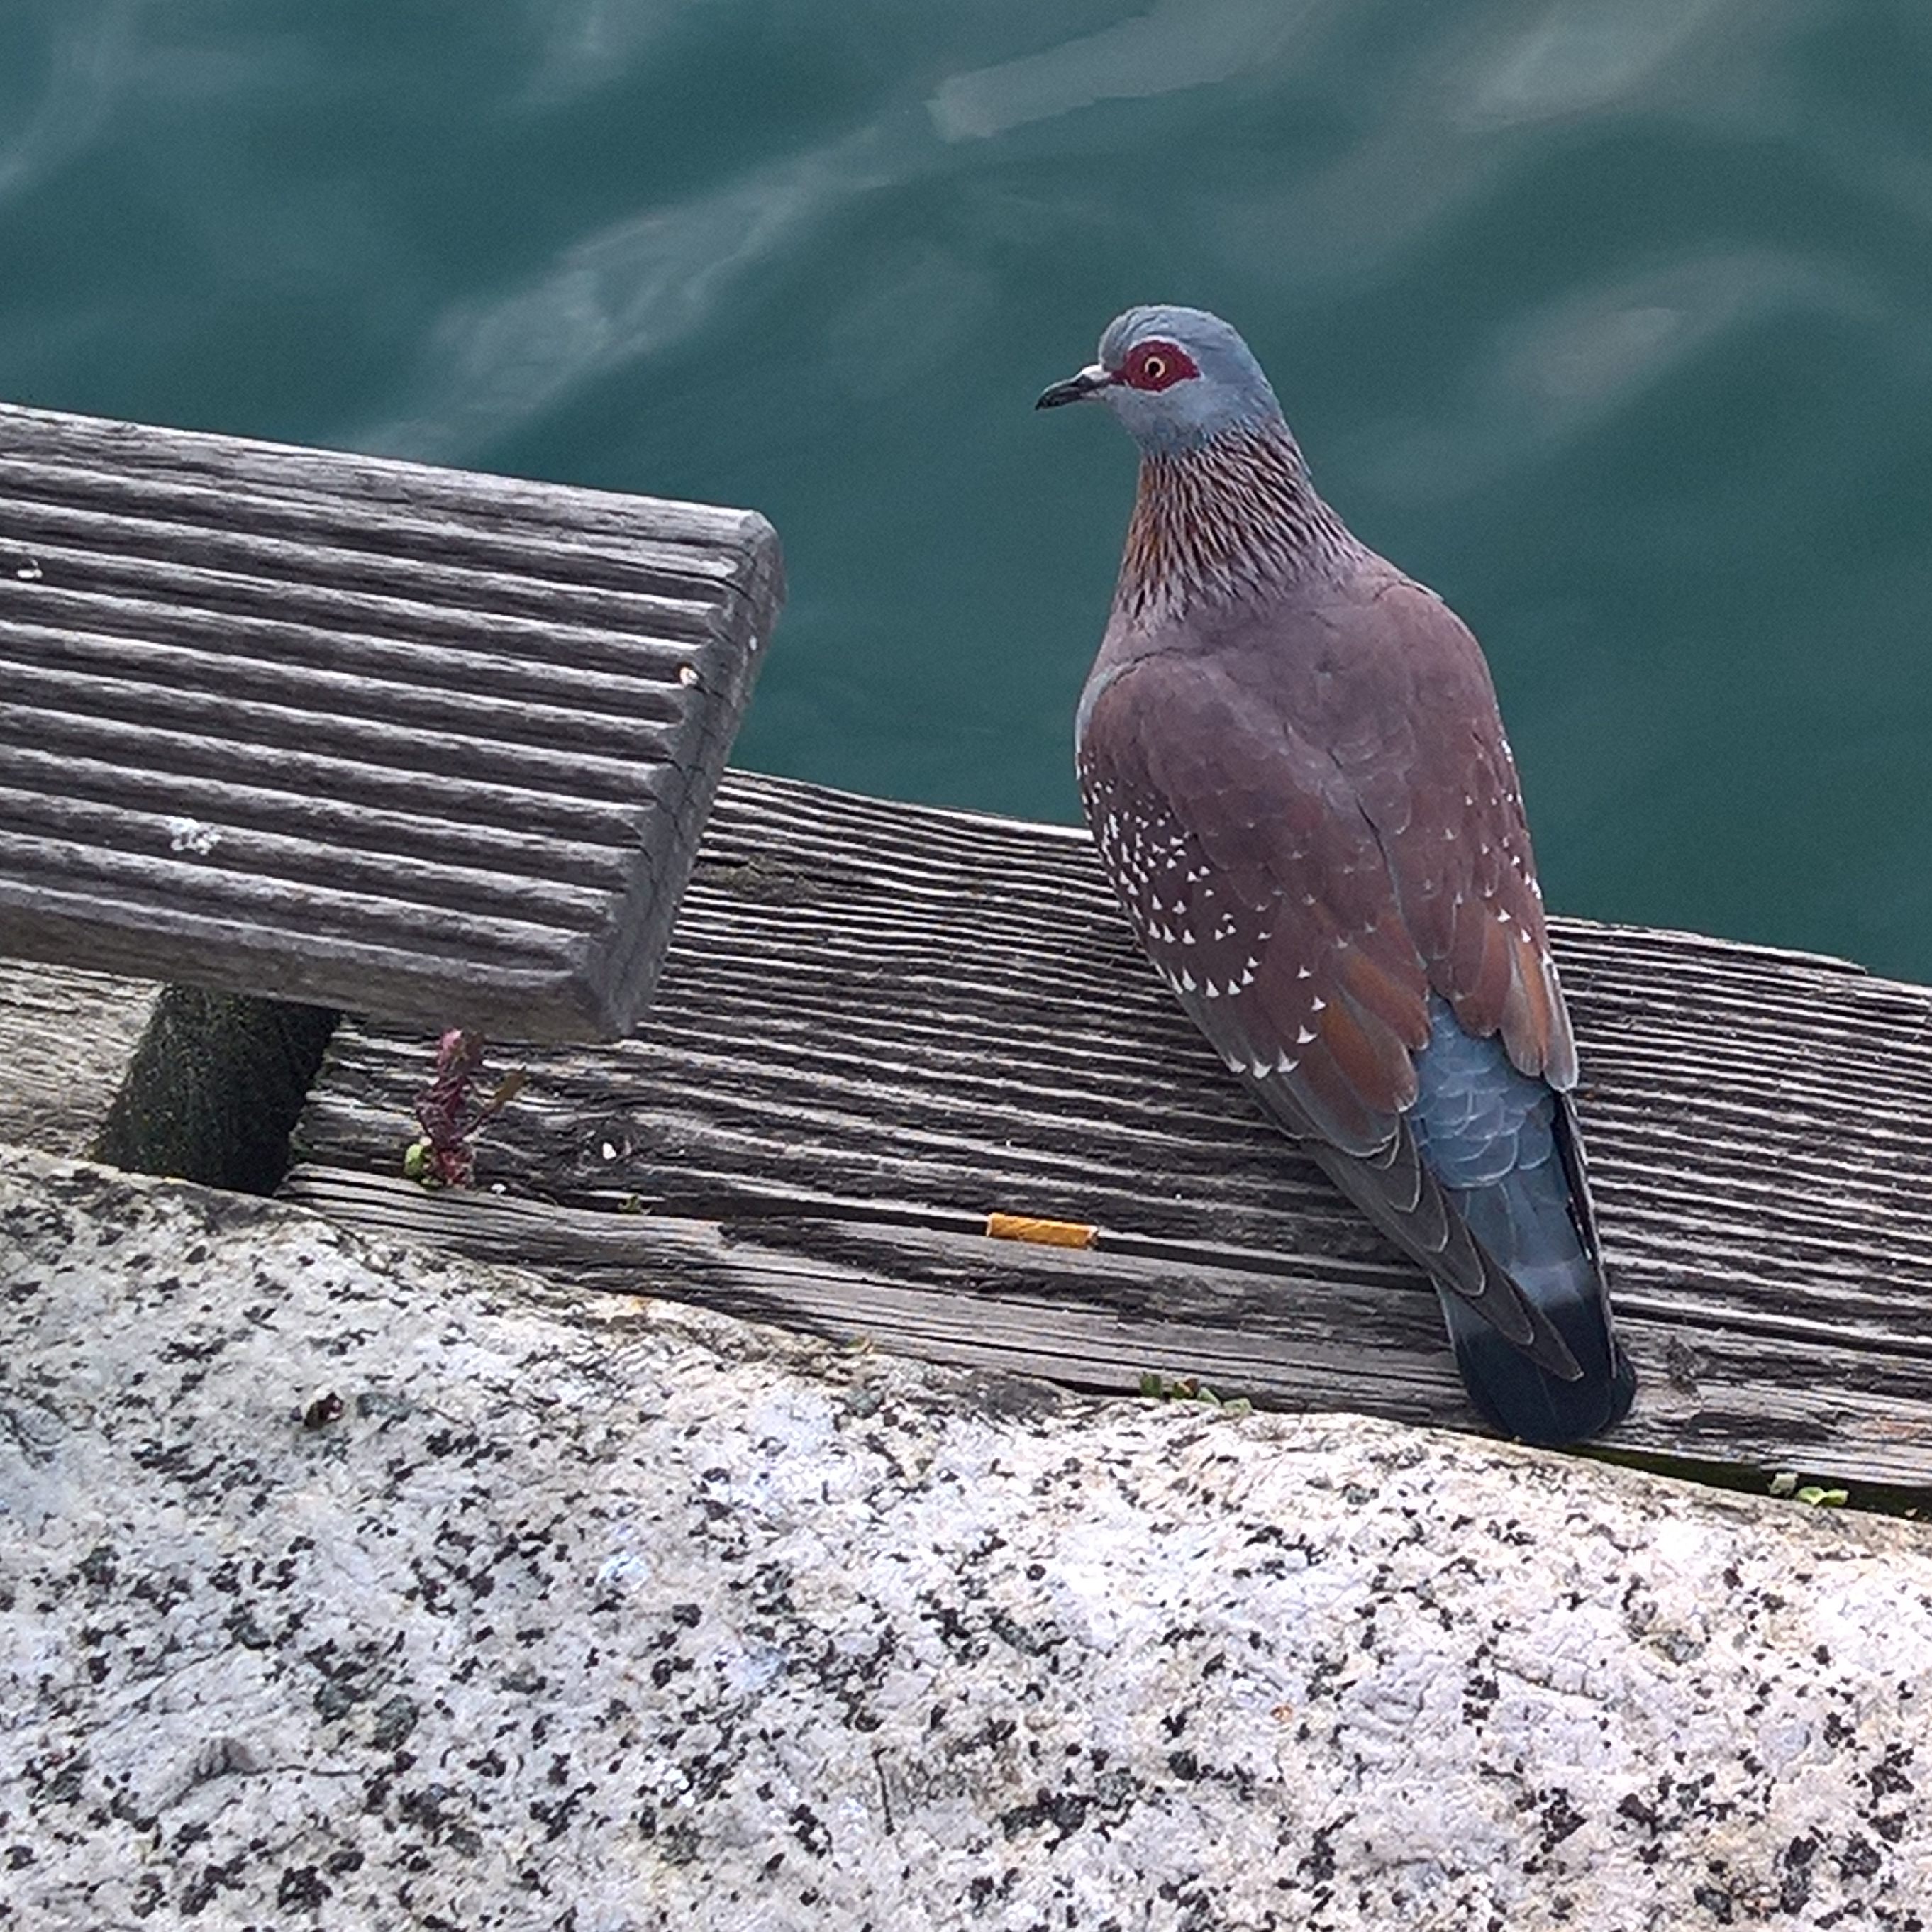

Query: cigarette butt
985,1212,1097,1250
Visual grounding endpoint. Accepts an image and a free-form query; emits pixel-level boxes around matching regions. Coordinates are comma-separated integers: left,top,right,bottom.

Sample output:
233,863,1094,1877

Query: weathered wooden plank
279,1165,1932,1484
0,404,784,1039
292,770,1932,1484
0,957,336,1187
0,961,157,1155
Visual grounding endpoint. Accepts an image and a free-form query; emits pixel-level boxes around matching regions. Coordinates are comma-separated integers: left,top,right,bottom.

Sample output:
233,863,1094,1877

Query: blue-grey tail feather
1436,1171,1636,1447
1411,997,1635,1448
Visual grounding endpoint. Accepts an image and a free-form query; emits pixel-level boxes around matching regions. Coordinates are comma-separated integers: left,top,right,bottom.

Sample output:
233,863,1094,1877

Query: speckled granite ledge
1,1148,1928,1931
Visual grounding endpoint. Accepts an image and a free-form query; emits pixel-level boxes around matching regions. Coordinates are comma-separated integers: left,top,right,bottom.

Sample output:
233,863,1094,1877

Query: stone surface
1,1147,1929,1931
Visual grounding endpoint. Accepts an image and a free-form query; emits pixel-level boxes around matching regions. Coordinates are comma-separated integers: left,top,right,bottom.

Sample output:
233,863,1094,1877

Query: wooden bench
0,404,782,1039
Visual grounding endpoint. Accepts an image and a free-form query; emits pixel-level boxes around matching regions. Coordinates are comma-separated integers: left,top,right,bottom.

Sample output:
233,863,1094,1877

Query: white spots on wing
1494,906,1513,923
1085,769,1372,1078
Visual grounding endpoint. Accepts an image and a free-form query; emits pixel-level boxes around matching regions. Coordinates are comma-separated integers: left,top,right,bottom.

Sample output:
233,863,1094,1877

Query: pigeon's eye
1122,341,1197,392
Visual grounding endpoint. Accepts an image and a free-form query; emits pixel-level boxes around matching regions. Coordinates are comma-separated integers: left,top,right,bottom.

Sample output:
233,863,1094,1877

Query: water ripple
0,3,137,210
928,0,1327,144
362,120,916,462
1360,250,1877,496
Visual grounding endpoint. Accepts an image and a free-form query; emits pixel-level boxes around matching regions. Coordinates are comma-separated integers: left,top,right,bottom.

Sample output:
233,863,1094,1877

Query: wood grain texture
0,404,784,1038
291,770,1932,1484
0,961,157,1154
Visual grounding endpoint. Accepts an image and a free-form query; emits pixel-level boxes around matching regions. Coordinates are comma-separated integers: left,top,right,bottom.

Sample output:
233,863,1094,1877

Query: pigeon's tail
1411,999,1636,1448
1434,1155,1636,1448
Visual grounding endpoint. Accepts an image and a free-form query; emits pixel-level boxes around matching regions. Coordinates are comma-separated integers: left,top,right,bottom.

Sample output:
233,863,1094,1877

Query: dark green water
7,4,1932,976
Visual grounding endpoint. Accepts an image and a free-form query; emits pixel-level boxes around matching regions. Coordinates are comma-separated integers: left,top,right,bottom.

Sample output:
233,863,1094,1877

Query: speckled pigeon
1038,304,1636,1446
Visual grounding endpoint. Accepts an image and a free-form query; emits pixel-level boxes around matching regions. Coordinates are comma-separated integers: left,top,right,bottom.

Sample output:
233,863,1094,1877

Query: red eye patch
1115,340,1199,392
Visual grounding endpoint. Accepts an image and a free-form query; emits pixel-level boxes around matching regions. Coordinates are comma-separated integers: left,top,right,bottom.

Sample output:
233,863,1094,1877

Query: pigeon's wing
1079,650,1428,1148
1077,635,1581,1377
1316,577,1577,1089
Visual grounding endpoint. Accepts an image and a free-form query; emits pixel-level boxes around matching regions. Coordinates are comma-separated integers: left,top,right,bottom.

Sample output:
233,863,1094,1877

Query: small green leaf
1138,1372,1250,1411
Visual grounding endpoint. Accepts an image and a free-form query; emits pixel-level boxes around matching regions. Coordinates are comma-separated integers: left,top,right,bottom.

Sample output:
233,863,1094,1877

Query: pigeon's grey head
1036,305,1286,455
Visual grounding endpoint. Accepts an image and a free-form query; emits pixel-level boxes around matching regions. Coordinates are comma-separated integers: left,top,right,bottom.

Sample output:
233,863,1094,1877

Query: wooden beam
0,404,783,1039
0,962,157,1155
289,770,1932,1485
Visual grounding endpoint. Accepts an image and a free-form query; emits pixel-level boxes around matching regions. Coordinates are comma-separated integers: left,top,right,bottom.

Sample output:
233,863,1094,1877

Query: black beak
1035,365,1111,410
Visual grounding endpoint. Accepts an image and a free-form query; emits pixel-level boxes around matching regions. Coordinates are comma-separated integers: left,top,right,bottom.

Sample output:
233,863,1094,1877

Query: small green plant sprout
1769,1471,1849,1506
1138,1372,1251,1415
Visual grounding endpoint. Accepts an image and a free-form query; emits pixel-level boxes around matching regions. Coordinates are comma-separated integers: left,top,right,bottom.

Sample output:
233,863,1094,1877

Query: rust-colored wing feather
1333,580,1576,1087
